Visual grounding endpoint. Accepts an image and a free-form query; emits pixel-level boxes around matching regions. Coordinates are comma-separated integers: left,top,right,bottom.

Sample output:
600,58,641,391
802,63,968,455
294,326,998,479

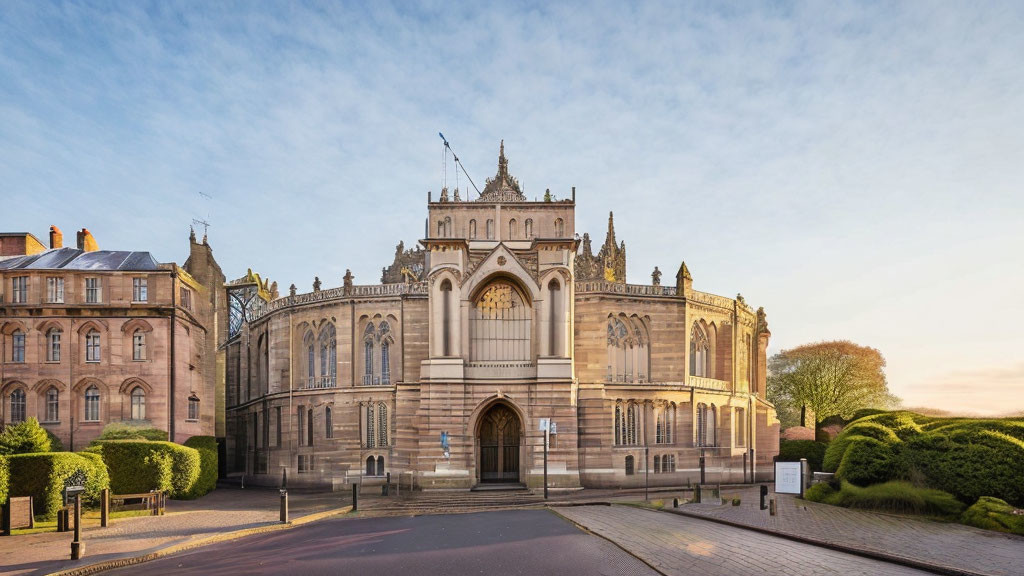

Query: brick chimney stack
49,225,63,249
76,228,99,252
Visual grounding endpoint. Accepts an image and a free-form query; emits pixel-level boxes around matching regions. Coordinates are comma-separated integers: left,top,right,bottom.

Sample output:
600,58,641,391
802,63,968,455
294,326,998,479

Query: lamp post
644,446,649,502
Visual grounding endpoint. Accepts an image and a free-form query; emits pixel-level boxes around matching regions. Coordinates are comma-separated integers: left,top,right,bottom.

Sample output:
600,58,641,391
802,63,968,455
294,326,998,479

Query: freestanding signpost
774,459,805,497
539,419,551,499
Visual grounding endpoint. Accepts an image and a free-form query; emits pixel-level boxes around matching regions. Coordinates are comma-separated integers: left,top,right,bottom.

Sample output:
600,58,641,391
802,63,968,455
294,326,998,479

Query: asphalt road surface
104,509,657,576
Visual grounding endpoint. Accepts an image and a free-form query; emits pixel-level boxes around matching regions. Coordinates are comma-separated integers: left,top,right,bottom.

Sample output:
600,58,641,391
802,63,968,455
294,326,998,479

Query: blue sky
2,1,1023,414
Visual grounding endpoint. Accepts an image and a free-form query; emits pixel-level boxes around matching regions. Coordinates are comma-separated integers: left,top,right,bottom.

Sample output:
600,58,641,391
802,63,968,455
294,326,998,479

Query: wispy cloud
1,1,1022,413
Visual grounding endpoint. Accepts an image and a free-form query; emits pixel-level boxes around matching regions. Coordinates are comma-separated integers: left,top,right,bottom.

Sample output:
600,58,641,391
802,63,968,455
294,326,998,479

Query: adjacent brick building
0,227,224,448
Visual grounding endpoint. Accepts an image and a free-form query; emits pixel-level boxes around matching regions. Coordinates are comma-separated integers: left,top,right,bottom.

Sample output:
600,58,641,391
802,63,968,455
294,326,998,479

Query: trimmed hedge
806,480,964,517
960,497,1024,535
0,455,8,504
183,436,218,498
95,441,200,499
7,452,110,519
94,422,169,443
822,411,1024,506
0,417,52,455
777,440,827,472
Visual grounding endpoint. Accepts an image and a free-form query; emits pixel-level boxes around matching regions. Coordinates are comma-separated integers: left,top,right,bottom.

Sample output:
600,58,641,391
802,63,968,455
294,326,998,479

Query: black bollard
760,485,768,510
699,450,706,485
352,483,358,512
695,484,702,504
70,494,84,559
101,489,109,527
673,497,679,508
280,489,289,524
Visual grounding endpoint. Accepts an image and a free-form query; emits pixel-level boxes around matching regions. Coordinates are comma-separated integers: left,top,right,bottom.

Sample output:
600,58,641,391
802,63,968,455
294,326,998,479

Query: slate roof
0,247,162,271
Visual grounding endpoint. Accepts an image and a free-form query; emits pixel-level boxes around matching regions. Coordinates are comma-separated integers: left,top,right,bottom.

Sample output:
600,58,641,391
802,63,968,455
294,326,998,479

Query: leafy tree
768,341,898,431
0,417,53,455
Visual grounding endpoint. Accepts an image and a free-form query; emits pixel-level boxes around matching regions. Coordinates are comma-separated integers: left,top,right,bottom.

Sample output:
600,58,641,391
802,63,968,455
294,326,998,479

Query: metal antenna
192,218,211,237
439,132,481,196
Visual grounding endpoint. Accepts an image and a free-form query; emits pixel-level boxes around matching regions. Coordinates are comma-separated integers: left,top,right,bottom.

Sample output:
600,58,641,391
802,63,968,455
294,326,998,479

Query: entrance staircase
362,487,545,516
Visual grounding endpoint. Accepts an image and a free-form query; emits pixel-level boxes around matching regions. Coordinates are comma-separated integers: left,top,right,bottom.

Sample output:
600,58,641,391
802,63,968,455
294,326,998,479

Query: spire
497,139,508,180
605,211,616,250
478,139,524,202
189,226,197,243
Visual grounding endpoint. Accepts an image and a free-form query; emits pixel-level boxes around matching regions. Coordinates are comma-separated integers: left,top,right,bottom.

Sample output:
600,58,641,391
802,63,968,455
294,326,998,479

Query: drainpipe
69,318,74,451
170,271,176,442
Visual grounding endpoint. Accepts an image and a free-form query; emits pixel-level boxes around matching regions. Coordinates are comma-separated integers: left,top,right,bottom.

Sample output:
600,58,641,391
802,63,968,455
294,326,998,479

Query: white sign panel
775,461,803,494
539,418,550,432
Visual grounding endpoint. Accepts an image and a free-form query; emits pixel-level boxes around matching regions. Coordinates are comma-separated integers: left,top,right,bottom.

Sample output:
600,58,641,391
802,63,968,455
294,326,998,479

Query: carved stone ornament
652,266,662,286
497,255,507,266
289,284,297,297
313,276,321,292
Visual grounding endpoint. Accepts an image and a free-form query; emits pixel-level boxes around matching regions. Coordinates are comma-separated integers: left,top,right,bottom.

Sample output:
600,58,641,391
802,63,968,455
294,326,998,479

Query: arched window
440,280,452,357
130,387,146,420
319,324,337,385
524,219,533,239
47,329,62,362
470,280,531,363
469,219,477,239
625,402,638,445
46,387,59,422
377,403,388,447
379,321,391,385
554,218,564,236
132,330,145,361
653,455,660,474
614,401,623,446
696,403,716,447
11,330,25,363
607,317,629,382
445,217,452,237
437,220,444,237
304,331,315,386
9,389,26,423
84,385,100,421
365,403,376,448
509,218,518,239
486,219,494,240
363,323,376,385
86,330,101,363
548,279,561,356
625,455,635,475
377,455,385,476
690,323,710,377
656,403,674,444
325,406,333,439
307,407,314,447
366,455,376,476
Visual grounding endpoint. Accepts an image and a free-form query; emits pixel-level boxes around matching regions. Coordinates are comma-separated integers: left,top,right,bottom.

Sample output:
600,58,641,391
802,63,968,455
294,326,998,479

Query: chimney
77,228,99,252
49,225,63,249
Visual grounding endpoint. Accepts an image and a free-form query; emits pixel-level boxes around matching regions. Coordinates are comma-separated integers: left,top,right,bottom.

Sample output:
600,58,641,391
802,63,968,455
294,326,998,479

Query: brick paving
667,486,1024,576
0,487,351,576
556,504,934,576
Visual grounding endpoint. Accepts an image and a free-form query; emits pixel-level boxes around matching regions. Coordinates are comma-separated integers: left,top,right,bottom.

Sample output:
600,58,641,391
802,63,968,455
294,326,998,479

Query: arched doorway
478,403,522,483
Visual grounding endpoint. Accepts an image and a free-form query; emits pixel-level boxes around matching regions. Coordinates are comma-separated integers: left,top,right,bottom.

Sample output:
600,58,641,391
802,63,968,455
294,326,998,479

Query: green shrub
822,435,854,473
183,436,218,498
820,481,963,517
778,440,828,472
45,429,64,452
96,441,200,499
836,437,899,486
849,408,888,422
902,431,1024,507
804,482,836,503
0,455,8,504
94,422,168,443
0,418,52,455
842,422,901,444
7,452,110,519
960,497,1024,535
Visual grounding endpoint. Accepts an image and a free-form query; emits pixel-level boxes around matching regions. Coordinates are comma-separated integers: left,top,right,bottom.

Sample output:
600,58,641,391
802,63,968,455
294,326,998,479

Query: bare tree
768,341,898,430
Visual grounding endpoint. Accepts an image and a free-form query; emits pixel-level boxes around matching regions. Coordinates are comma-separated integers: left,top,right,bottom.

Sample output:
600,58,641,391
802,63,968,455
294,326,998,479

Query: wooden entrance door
478,404,521,482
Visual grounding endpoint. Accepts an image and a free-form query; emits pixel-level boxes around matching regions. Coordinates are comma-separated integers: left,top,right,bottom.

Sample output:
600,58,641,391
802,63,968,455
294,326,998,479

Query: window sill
82,420,101,425
85,361,100,364
45,360,61,364
185,419,198,423
41,420,61,425
132,359,146,362
131,300,149,304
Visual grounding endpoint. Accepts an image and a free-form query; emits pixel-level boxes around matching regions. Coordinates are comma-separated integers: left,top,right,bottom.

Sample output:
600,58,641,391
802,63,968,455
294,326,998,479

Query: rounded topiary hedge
182,436,218,499
6,452,110,519
0,455,9,504
823,411,1024,506
95,441,200,499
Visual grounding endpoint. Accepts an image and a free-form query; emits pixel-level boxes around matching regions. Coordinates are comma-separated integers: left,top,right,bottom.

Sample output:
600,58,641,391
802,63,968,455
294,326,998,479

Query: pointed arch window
379,321,392,385
9,388,26,423
12,330,25,363
326,406,333,439
47,329,62,362
363,323,376,385
548,279,561,357
46,388,59,422
614,401,623,445
625,455,635,475
615,400,639,446
469,219,477,239
554,218,564,236
319,324,337,386
437,220,444,237
84,386,100,422
377,403,388,447
696,403,717,447
656,403,675,444
366,455,377,476
366,403,376,448
486,219,494,240
445,217,452,237
509,218,518,239
132,330,146,361
377,455,385,476
86,329,101,363
304,331,315,386
130,387,146,420
440,280,453,357
524,219,533,239
690,323,710,377
653,455,661,474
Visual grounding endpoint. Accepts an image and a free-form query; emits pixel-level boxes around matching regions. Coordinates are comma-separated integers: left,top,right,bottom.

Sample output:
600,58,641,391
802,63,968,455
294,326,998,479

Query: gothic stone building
0,226,225,449
225,144,780,490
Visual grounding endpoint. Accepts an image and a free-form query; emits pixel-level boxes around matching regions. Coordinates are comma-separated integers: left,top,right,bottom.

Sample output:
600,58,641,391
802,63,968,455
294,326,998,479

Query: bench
110,491,166,516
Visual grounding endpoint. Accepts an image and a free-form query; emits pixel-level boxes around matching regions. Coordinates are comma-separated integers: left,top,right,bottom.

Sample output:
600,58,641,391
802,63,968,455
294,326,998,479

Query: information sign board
774,461,803,495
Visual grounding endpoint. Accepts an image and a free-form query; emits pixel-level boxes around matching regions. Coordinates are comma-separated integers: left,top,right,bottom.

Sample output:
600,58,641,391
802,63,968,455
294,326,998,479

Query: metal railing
304,375,337,389
688,376,730,391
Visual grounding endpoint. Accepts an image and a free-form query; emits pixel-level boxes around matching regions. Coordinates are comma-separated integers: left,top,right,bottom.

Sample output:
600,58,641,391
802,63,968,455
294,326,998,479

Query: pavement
555,504,935,576
658,486,1024,576
0,487,352,576
101,509,657,576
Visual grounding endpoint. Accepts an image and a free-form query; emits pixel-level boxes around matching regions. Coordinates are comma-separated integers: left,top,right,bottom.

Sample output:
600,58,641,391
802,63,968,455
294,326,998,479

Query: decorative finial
189,226,196,242
289,283,297,297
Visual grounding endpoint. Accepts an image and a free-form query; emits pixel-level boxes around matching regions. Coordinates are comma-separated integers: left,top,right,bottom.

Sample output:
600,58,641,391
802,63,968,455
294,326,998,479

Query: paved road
105,509,656,576
556,505,936,576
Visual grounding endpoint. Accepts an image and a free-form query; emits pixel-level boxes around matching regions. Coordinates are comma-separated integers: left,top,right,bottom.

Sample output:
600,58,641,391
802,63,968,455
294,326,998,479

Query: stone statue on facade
343,269,354,295
313,276,321,292
289,284,297,297
652,266,662,286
